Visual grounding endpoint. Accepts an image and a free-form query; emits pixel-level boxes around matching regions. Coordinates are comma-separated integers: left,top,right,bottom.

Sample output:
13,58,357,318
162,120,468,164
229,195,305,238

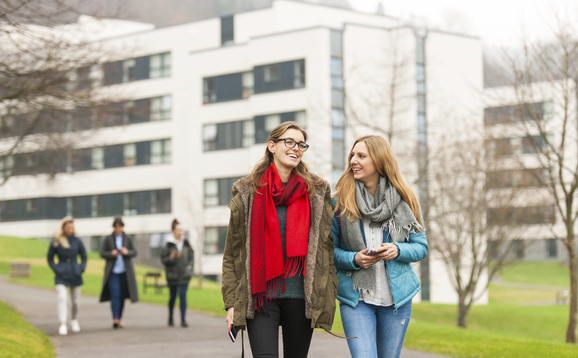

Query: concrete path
0,276,449,358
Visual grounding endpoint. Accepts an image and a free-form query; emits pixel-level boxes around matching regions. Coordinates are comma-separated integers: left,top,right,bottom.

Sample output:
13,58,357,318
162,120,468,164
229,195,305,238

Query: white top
166,234,184,252
359,217,394,307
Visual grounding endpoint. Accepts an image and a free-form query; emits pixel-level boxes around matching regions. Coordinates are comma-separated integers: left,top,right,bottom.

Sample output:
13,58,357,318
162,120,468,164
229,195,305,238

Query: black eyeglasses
272,138,309,152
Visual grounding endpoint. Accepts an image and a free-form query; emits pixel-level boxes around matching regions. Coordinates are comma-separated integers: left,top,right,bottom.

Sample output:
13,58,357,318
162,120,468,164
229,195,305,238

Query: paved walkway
0,276,448,358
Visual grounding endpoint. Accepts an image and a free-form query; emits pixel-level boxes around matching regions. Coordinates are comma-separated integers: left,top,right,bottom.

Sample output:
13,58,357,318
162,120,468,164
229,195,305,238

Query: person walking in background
222,121,338,358
161,218,195,328
99,216,139,329
47,216,87,336
332,135,428,358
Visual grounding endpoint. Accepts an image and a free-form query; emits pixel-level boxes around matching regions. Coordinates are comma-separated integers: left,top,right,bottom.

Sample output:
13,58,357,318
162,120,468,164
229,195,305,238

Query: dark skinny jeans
247,298,313,358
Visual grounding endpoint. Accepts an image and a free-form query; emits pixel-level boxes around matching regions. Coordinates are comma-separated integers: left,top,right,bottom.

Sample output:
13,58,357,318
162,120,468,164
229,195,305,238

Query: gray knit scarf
341,176,422,295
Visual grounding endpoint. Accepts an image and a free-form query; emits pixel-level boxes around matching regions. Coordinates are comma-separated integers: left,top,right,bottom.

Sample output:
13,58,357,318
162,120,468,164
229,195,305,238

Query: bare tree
343,29,416,148
427,125,530,328
495,10,578,342
0,0,126,186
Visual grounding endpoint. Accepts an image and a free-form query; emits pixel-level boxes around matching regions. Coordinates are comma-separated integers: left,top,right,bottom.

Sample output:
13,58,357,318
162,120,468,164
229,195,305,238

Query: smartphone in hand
228,323,238,342
366,248,380,256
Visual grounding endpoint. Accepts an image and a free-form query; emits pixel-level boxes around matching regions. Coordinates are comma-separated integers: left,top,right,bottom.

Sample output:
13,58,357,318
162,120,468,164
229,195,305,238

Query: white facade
0,0,484,304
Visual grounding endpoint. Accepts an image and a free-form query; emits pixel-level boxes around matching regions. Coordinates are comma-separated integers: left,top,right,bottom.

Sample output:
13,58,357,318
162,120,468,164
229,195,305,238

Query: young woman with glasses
222,121,338,357
332,135,428,358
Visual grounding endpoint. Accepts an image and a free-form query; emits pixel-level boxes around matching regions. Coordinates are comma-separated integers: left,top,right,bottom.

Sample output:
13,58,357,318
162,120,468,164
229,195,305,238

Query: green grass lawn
0,300,53,358
1,235,578,357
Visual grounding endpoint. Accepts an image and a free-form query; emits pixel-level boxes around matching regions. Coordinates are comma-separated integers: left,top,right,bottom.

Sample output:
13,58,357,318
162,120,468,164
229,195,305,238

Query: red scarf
250,164,310,312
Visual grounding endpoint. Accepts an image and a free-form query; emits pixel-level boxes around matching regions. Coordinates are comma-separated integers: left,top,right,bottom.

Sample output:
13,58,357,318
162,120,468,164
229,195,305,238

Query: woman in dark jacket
99,216,138,329
161,218,195,327
221,121,338,358
47,216,87,336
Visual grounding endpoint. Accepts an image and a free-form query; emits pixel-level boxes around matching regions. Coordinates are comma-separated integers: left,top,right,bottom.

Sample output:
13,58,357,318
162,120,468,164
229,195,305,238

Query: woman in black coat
99,216,139,329
47,216,87,336
161,219,195,327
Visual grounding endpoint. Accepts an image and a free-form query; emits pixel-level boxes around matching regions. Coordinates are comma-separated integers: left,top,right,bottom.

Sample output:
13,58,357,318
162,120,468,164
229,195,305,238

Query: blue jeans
340,300,412,358
168,283,189,321
108,273,128,320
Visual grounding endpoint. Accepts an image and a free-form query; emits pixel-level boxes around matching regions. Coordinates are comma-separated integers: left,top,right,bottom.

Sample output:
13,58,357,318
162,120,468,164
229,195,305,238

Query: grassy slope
1,236,578,357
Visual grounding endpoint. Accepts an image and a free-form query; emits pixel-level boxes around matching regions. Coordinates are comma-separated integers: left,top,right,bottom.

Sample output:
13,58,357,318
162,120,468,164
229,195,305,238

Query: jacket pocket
336,270,353,300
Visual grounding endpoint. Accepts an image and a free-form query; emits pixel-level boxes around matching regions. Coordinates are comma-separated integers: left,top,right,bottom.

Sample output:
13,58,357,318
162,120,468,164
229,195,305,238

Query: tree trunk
457,298,470,328
566,221,577,343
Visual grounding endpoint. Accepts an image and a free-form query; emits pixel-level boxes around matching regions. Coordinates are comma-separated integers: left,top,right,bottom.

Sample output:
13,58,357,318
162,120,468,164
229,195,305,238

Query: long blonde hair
53,216,75,248
250,121,322,197
334,135,423,225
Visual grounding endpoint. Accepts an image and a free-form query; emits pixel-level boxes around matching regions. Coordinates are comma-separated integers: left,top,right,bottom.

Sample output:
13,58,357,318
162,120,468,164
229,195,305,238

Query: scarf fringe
382,220,423,241
353,284,374,297
284,255,306,278
254,275,286,312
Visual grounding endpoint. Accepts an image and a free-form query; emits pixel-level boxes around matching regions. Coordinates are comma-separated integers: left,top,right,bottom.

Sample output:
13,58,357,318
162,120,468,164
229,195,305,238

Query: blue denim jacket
332,208,428,309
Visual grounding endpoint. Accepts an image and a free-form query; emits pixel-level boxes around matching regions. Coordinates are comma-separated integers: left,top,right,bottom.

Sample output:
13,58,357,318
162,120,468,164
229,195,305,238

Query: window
487,205,555,226
71,148,92,172
92,147,104,170
203,121,249,151
149,233,169,258
221,16,234,46
150,139,171,164
204,177,242,206
0,156,14,179
486,168,547,189
254,111,306,143
546,238,558,258
124,143,136,166
91,236,102,252
104,145,124,168
204,227,228,254
122,59,136,82
73,196,92,218
264,64,280,83
150,96,171,121
512,240,524,259
331,58,343,89
484,102,552,125
149,53,171,79
125,99,151,124
0,189,171,222
203,72,244,104
254,60,306,94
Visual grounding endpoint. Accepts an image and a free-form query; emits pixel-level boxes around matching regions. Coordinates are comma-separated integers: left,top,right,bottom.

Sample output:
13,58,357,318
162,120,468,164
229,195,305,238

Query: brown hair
54,216,74,248
171,218,180,231
112,216,124,227
334,135,423,226
250,121,322,196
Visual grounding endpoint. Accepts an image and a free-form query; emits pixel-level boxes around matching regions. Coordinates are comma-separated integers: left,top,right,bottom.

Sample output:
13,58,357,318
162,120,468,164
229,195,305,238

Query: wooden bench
10,262,31,278
143,272,167,294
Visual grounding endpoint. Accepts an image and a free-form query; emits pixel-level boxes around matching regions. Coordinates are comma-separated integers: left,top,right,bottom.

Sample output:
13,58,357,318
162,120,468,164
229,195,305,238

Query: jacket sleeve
221,192,241,311
78,238,88,273
100,236,115,259
124,235,137,258
394,230,428,263
332,201,360,271
47,242,58,273
160,244,174,266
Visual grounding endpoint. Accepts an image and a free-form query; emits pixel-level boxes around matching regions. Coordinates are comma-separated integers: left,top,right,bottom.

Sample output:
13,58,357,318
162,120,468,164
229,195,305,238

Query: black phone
228,324,239,342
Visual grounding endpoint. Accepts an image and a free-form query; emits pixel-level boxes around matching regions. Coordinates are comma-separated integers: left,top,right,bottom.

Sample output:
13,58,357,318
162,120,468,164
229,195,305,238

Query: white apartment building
484,80,576,263
0,0,484,303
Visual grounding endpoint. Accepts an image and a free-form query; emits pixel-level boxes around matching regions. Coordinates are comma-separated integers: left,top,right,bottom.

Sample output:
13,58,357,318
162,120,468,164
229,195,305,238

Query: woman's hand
120,247,128,256
226,307,234,327
354,249,380,269
377,243,398,261
111,249,119,257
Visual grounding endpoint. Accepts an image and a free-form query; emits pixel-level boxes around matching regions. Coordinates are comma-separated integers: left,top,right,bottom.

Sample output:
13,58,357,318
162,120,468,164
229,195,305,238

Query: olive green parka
221,174,338,331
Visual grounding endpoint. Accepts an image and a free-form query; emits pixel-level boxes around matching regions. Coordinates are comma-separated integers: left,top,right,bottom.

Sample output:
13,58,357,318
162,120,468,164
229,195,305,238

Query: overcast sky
348,0,577,47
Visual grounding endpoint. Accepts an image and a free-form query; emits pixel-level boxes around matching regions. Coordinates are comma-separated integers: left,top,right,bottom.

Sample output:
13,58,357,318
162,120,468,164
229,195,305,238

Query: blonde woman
222,121,337,357
47,216,87,335
333,135,428,358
